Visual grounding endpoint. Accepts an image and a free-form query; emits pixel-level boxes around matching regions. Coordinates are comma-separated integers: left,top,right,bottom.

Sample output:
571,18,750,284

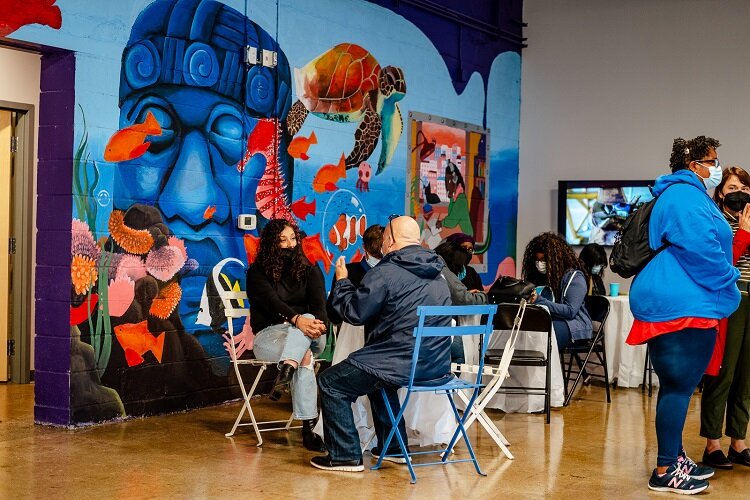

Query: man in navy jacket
311,216,452,472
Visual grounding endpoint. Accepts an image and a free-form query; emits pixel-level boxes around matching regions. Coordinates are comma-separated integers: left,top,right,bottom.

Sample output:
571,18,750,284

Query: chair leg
372,388,416,483
446,394,485,477
226,364,267,446
599,350,611,403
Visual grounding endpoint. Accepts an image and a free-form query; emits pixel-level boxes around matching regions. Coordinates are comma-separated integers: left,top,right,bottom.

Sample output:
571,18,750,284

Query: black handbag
488,276,536,304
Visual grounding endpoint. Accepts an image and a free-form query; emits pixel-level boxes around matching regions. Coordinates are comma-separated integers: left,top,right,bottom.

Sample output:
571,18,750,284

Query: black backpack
610,187,671,279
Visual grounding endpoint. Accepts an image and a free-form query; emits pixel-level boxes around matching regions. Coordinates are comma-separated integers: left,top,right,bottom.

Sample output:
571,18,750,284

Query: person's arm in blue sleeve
329,268,387,327
659,192,740,290
534,271,587,320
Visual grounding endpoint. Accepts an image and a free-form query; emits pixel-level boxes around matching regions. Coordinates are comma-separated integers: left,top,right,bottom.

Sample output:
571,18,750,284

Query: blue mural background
10,0,521,423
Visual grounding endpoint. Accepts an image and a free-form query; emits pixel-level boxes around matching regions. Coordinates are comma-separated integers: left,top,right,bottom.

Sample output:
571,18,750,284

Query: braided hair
522,232,588,299
669,136,721,172
256,219,310,283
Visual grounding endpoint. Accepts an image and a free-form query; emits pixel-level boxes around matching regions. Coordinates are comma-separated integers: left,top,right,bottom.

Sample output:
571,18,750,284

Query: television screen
558,180,654,246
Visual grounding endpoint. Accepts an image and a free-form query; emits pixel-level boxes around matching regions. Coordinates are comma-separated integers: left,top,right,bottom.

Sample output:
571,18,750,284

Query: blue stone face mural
5,0,522,423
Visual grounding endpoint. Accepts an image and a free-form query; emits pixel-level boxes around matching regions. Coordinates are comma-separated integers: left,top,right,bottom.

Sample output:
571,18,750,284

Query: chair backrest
213,257,249,361
409,304,497,388
493,302,551,334
584,295,610,340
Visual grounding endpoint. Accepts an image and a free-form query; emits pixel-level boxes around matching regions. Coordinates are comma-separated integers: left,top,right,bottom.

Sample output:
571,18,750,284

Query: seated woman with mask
246,219,328,451
434,240,488,364
522,232,592,349
579,243,608,296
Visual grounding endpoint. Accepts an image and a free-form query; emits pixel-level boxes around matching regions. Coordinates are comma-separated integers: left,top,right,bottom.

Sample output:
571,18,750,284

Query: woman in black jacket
246,219,328,451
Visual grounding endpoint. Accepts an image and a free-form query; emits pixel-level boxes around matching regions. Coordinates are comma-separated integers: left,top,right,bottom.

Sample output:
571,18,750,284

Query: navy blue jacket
329,245,452,387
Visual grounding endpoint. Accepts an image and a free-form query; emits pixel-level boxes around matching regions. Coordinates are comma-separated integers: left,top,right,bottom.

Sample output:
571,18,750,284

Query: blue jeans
318,361,408,461
648,327,716,466
252,314,324,420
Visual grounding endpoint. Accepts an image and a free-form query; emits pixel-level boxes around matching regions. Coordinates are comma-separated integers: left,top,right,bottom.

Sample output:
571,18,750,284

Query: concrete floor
0,383,748,499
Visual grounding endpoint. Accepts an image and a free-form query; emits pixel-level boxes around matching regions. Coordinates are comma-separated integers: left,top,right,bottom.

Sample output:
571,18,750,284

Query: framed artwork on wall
406,111,490,272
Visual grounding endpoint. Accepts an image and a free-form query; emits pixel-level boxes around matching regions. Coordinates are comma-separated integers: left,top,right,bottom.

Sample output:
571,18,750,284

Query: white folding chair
216,258,300,446
450,299,528,460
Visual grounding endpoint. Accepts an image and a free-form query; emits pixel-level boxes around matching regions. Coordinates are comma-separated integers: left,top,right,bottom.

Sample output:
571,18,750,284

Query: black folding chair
484,302,554,424
560,295,611,406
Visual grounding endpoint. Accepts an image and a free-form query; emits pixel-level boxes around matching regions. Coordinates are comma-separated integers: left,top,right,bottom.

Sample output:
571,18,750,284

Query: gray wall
519,0,750,290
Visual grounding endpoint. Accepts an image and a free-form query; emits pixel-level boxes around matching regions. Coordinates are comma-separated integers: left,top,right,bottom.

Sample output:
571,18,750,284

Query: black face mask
279,247,296,262
724,191,750,212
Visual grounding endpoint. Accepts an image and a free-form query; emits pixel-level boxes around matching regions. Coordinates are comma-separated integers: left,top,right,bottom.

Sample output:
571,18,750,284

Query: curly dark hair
669,135,721,172
256,219,309,283
579,243,607,278
522,232,588,298
434,241,466,275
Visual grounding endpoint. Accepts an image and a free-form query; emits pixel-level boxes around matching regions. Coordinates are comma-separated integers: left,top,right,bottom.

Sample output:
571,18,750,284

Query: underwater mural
8,0,522,424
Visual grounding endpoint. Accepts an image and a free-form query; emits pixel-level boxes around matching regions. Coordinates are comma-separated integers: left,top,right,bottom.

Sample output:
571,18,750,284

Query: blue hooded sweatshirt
630,169,740,322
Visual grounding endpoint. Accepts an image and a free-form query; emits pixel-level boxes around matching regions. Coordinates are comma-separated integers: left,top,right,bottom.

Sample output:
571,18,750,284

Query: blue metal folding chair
371,304,498,483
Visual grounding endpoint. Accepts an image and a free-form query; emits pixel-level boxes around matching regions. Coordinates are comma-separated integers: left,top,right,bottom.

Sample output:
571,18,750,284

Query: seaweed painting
73,105,100,236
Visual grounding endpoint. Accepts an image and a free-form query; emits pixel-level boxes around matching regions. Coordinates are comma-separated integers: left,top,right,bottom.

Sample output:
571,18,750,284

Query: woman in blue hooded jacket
627,136,741,495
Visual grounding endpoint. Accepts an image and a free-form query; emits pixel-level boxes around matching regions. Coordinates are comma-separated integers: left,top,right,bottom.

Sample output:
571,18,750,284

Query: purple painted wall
34,50,75,426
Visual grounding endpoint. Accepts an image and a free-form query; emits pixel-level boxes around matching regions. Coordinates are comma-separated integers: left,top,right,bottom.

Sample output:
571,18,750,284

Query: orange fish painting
0,0,62,38
244,234,261,264
312,154,347,193
203,205,217,220
302,234,332,273
114,320,165,367
291,197,316,221
287,131,317,160
329,213,367,251
104,111,162,162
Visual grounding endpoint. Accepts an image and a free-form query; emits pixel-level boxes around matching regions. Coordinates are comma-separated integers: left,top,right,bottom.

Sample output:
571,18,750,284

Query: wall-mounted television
558,180,654,246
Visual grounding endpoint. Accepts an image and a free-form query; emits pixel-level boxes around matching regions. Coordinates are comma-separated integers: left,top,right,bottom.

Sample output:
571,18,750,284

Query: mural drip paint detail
288,43,406,173
0,0,62,37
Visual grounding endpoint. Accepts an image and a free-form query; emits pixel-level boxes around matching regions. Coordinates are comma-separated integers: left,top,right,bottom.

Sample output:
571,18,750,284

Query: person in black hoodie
311,216,452,472
246,219,328,452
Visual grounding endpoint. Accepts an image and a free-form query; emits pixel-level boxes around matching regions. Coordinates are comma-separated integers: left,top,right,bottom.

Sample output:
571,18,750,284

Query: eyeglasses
696,158,721,167
386,214,400,235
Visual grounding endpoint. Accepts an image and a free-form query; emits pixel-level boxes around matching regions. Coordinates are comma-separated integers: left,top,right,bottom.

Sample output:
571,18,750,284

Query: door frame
0,100,35,384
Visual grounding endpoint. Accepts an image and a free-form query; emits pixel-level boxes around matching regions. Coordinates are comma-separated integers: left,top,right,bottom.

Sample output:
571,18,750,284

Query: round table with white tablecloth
603,295,658,388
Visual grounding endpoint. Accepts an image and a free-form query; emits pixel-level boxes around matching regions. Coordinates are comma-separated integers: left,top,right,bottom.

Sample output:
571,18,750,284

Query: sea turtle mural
287,43,406,174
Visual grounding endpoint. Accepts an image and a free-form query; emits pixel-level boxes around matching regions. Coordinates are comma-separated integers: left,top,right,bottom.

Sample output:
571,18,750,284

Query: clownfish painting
328,213,366,252
104,111,162,163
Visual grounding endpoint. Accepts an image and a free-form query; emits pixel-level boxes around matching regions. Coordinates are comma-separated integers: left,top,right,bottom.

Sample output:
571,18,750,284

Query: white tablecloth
462,319,565,413
314,322,457,449
603,295,658,388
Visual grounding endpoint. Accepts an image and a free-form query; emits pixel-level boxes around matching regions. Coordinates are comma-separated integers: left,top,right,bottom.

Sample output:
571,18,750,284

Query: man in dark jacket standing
311,216,452,472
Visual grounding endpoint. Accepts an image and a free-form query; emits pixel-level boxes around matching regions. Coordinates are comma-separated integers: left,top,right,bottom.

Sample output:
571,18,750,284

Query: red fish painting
287,131,317,160
0,0,62,38
241,119,294,222
328,213,366,251
70,294,98,326
243,234,260,264
104,111,162,163
302,234,332,273
291,197,316,221
351,248,364,263
113,320,165,367
203,205,217,220
313,154,347,193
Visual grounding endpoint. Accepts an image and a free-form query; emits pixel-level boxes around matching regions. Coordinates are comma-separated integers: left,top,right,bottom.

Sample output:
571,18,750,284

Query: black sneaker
310,454,364,472
648,462,708,495
678,450,714,480
371,446,410,464
702,448,733,470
